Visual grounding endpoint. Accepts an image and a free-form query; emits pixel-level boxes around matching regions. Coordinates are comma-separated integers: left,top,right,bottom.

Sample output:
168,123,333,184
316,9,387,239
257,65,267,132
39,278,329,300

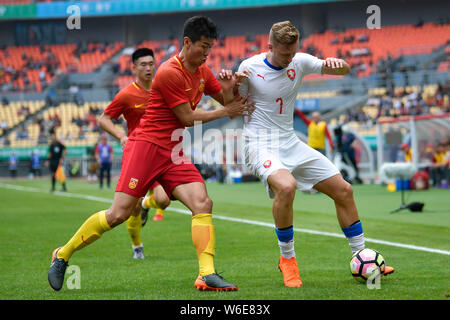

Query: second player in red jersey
98,48,170,259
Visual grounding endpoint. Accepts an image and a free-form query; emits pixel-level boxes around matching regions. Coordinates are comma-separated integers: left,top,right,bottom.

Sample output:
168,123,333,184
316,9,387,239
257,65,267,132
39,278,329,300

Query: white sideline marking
1,182,449,256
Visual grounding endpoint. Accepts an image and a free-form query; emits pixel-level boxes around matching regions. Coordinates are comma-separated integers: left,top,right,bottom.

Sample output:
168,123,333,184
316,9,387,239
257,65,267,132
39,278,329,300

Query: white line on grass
1,182,449,256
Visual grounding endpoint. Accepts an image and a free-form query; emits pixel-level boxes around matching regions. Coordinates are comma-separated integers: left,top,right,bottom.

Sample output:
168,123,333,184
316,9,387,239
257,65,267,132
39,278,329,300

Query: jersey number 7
276,97,283,114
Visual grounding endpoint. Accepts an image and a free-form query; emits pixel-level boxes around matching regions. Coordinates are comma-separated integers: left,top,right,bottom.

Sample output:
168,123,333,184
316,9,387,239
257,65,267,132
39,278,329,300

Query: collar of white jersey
263,56,284,71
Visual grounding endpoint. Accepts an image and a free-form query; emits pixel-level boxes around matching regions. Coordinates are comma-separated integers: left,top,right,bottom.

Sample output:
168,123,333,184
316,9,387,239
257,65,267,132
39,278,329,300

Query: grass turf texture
0,179,449,300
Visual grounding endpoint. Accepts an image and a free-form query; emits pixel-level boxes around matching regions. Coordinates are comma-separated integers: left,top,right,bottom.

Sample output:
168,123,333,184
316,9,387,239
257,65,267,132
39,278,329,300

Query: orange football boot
278,256,303,287
383,265,395,276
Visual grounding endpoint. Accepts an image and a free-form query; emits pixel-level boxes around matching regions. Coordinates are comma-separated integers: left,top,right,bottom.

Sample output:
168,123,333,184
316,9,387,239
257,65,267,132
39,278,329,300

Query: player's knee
156,194,170,209
192,194,213,213
107,207,132,227
275,180,297,200
337,181,353,202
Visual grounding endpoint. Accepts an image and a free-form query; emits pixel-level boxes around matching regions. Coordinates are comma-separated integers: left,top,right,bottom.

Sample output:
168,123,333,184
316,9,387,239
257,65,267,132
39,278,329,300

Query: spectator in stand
357,34,369,42
1,120,8,131
38,129,48,145
1,96,9,106
17,126,28,140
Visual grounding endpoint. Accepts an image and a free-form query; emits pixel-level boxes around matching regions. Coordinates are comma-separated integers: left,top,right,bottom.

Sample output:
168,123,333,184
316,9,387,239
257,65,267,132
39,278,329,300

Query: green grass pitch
0,178,449,300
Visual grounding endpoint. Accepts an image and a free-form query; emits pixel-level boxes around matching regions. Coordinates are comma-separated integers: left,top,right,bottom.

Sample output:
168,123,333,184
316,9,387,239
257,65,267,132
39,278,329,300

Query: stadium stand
0,42,124,92
90,22,450,91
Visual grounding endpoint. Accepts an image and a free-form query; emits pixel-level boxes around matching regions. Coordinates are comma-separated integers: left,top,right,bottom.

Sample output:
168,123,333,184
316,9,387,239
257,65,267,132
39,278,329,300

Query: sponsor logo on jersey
129,178,138,189
134,103,145,108
263,160,272,168
287,69,296,81
257,74,265,80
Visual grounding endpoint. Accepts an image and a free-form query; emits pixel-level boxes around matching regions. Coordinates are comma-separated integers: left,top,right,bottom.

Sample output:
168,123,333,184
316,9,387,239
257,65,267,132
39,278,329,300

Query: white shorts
243,135,340,198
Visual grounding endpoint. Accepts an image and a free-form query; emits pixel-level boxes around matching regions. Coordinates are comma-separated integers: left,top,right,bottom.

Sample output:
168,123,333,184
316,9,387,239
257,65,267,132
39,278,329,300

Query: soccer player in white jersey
238,21,394,287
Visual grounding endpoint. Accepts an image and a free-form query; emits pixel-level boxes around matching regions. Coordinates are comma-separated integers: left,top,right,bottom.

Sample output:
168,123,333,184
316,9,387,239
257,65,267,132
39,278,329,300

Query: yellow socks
144,194,165,218
57,210,112,262
126,214,142,246
191,213,215,276
143,194,157,209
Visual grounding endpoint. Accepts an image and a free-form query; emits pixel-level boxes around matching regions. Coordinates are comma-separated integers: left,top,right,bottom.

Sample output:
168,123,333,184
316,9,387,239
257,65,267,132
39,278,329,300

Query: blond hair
269,21,300,45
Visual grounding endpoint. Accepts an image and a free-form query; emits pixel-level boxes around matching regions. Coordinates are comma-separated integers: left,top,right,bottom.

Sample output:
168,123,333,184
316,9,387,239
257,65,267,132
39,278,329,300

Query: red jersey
130,55,222,150
104,81,150,136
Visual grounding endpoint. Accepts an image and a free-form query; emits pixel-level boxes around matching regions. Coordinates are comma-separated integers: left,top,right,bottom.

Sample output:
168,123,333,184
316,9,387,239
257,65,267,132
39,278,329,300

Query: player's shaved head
269,21,300,46
183,16,218,43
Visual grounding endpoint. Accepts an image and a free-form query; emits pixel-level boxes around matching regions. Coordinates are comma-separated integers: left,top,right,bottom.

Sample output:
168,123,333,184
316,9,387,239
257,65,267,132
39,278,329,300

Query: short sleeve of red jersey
203,67,222,96
104,91,126,120
156,68,190,109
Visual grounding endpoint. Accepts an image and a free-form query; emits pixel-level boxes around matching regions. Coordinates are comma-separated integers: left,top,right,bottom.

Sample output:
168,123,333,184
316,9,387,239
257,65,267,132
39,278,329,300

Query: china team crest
287,69,296,81
199,79,205,92
129,178,138,189
263,160,272,168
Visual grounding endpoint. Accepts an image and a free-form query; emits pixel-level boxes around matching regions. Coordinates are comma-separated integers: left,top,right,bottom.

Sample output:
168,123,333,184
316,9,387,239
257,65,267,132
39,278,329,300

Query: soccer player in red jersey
98,48,170,259
48,16,254,291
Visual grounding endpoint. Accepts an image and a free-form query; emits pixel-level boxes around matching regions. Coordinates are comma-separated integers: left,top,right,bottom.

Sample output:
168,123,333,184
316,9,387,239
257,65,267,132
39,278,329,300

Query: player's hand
233,69,250,87
120,135,128,149
224,94,255,119
218,68,235,92
323,58,345,69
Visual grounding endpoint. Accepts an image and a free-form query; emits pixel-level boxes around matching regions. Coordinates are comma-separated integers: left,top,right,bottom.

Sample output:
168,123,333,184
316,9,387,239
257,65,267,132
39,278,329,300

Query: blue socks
275,226,294,242
275,226,295,259
341,221,363,238
342,221,365,254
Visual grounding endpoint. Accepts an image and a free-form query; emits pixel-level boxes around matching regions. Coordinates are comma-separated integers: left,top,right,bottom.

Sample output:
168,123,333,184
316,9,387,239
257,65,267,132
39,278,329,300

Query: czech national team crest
287,69,296,81
263,160,272,168
129,178,138,189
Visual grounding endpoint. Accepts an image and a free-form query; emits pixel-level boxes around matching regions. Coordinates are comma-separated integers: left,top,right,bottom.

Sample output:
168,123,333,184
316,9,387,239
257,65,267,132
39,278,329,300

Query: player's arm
321,58,350,76
98,113,128,148
172,95,253,127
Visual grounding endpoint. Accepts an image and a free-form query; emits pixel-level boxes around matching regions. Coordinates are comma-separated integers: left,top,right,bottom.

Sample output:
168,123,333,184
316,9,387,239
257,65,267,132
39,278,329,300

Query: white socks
348,233,365,254
278,240,296,259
